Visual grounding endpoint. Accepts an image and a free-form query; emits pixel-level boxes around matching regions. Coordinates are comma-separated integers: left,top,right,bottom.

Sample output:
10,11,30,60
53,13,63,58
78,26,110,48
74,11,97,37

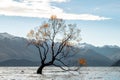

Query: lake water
0,67,120,80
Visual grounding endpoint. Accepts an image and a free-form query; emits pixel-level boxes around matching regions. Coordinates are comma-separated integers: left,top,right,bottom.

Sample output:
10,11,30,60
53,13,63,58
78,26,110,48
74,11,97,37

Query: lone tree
27,15,82,74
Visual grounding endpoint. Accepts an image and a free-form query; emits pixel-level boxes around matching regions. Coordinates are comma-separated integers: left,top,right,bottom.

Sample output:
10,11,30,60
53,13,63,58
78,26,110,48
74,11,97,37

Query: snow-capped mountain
0,32,15,39
78,43,95,49
0,33,40,62
78,43,120,62
0,33,119,66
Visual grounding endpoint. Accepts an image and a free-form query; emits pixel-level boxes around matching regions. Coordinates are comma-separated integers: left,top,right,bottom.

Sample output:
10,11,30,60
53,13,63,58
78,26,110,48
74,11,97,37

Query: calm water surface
0,67,120,80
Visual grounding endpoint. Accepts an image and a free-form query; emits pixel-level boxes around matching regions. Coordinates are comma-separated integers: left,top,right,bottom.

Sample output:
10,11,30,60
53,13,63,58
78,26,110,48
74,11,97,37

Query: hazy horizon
0,32,120,47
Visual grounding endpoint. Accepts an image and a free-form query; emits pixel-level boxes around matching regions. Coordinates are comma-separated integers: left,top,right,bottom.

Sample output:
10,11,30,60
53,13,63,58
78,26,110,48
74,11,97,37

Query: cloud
0,0,111,20
52,0,70,3
94,7,100,11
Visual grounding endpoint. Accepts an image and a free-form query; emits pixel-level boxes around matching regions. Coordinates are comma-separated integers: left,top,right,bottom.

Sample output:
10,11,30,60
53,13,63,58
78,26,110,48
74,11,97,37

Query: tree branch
55,58,68,66
36,46,43,60
53,64,80,72
43,41,49,60
55,35,72,57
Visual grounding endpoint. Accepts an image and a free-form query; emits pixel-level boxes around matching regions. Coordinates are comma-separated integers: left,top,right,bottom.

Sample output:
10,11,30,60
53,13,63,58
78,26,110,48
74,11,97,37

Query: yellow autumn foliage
43,23,48,28
51,15,57,20
30,29,34,35
79,58,86,65
43,32,48,36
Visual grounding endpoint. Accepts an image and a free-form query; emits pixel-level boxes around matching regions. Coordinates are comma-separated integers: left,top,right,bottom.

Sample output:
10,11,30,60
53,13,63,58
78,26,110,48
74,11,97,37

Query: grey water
0,67,120,80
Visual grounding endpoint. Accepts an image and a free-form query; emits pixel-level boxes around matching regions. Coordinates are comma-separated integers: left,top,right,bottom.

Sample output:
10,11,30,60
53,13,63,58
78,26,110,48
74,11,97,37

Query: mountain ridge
0,33,119,66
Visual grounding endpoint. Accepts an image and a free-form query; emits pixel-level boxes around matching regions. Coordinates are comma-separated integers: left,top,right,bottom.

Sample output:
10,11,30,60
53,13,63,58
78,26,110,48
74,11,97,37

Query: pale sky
0,0,120,46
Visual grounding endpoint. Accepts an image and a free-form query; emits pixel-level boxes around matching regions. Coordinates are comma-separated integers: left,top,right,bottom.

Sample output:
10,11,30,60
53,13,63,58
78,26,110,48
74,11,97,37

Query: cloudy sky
0,0,120,46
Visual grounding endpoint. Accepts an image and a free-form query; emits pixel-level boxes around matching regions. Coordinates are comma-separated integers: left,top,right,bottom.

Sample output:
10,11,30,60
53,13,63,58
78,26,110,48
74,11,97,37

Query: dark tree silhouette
27,15,82,74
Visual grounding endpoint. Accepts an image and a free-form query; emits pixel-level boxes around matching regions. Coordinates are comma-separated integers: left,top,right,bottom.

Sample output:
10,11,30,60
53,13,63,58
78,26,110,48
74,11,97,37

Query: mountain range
0,32,120,66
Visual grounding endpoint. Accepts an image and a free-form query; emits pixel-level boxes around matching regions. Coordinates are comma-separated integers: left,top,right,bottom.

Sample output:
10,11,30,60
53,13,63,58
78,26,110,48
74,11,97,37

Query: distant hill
0,59,39,66
79,43,120,62
0,33,120,66
0,32,40,62
68,49,113,66
112,60,120,66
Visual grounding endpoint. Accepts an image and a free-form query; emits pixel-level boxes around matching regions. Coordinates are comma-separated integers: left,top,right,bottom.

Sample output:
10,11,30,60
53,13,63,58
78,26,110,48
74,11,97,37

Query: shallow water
0,67,120,80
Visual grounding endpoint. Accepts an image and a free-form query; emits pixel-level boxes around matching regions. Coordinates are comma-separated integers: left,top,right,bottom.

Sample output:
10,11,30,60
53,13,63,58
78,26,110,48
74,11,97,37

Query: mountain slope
112,60,120,66
71,49,113,66
0,59,39,66
79,43,120,62
0,33,119,66
0,33,40,62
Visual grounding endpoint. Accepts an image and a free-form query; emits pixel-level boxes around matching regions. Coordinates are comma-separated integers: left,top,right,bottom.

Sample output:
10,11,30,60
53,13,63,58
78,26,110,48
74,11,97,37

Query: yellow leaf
43,32,47,36
51,15,57,20
30,30,34,34
79,58,86,65
43,23,48,28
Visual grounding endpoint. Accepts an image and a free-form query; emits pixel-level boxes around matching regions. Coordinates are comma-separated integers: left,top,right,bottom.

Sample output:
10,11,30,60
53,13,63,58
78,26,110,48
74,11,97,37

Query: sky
0,0,120,46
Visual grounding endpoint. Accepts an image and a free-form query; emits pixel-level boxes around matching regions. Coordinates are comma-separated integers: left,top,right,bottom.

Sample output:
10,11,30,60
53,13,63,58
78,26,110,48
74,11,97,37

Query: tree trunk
37,65,44,74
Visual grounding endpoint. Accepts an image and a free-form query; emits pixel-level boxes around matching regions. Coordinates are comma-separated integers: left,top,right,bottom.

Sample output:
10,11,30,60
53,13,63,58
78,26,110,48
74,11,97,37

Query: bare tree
27,15,82,74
